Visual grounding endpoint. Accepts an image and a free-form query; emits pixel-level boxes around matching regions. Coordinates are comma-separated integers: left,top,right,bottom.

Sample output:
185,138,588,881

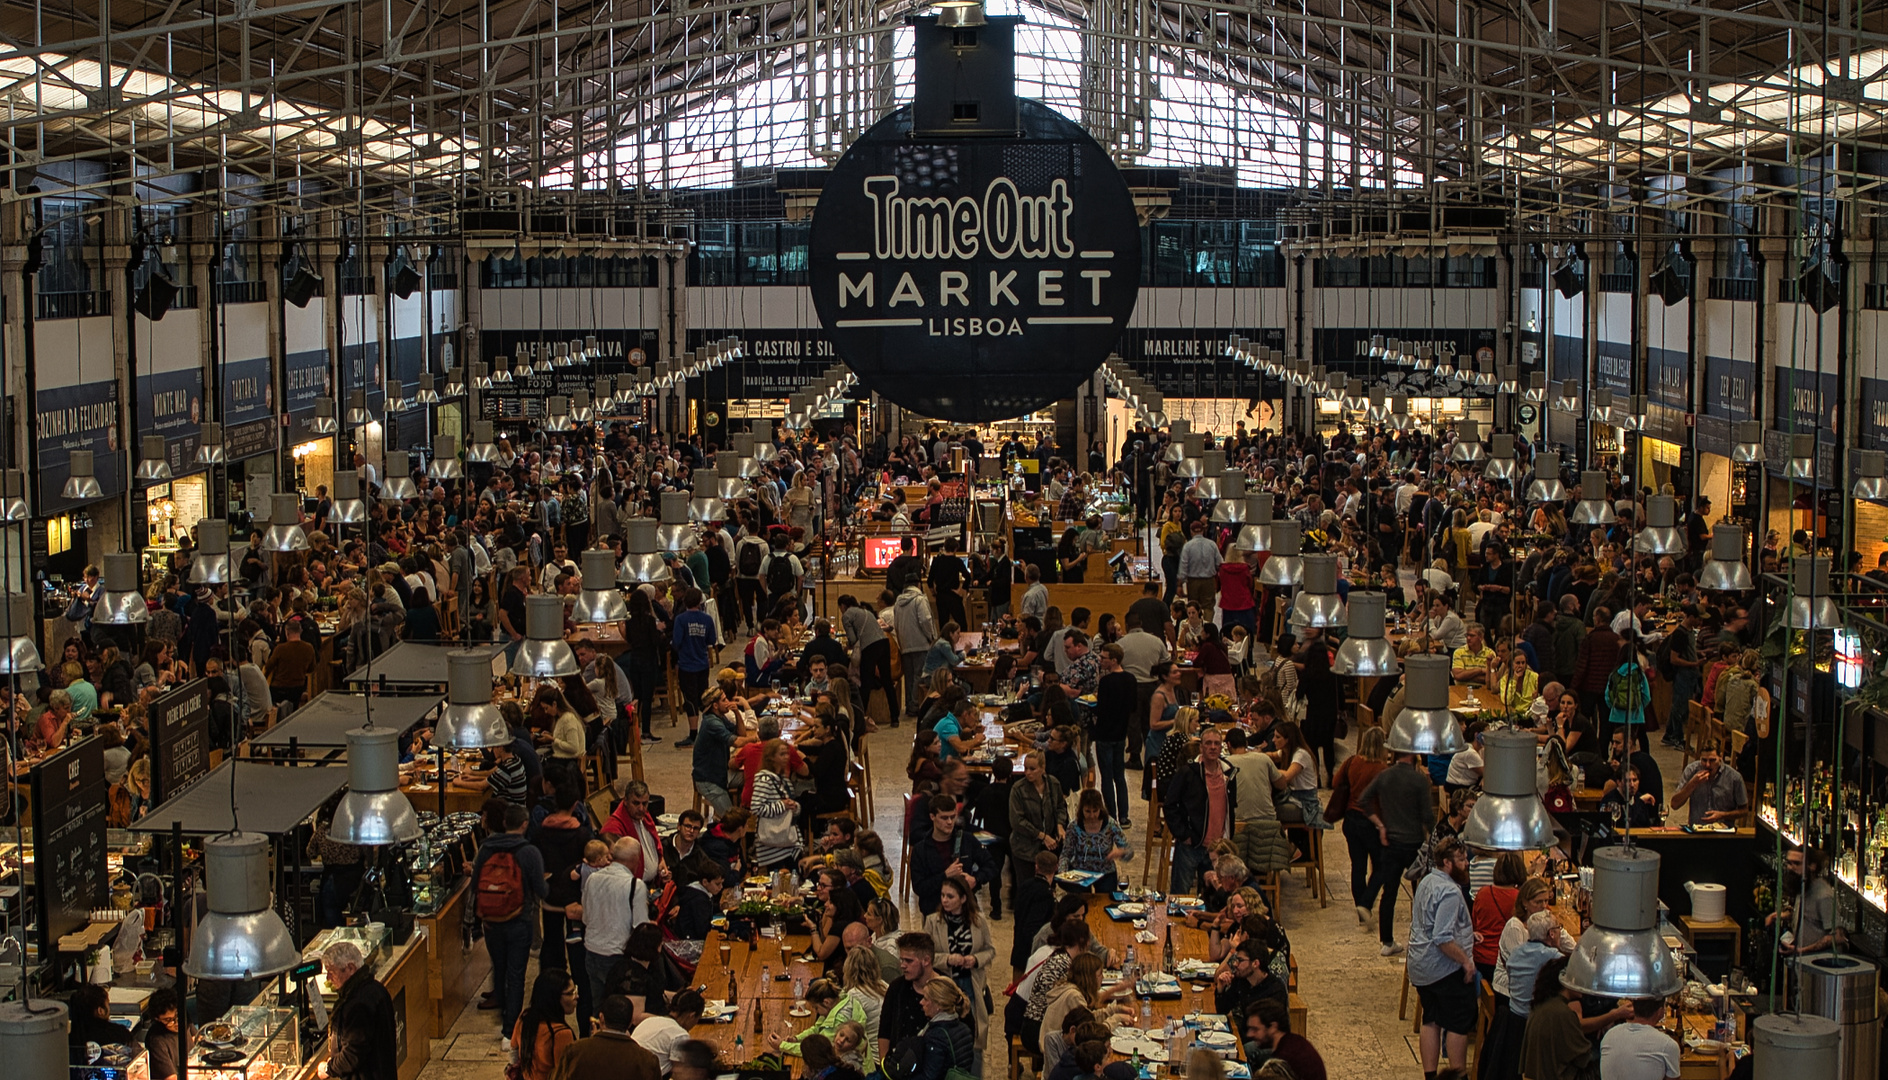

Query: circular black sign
809,100,1142,422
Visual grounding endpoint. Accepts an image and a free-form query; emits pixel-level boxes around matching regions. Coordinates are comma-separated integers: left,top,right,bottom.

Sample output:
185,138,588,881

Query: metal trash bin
1795,954,1880,1080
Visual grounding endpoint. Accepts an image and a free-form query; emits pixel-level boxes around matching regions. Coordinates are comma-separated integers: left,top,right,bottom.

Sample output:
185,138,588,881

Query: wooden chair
898,793,917,901
1685,700,1712,769
1280,820,1329,908
1141,775,1170,889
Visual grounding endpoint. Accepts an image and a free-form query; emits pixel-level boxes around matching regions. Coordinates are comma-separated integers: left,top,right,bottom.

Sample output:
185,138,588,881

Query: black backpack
738,538,766,578
765,553,798,596
882,1036,927,1080
1654,631,1679,680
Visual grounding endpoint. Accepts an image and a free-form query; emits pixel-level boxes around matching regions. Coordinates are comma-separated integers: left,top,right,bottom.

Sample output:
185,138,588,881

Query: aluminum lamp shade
436,650,511,749
1750,1015,1841,1079
329,471,369,524
1484,435,1523,482
1234,493,1275,553
1590,389,1623,426
346,390,373,426
655,491,696,554
1461,730,1556,850
1332,592,1399,676
385,378,410,412
444,368,467,397
380,452,419,501
545,396,573,432
196,423,227,465
515,349,536,378
0,591,44,674
1571,471,1616,524
572,549,630,624
414,373,441,405
1172,433,1206,479
1387,394,1416,432
1789,556,1842,630
713,452,753,501
1632,495,1686,555
1698,526,1753,592
1386,655,1465,755
618,518,671,584
465,421,500,462
1527,452,1568,502
1192,450,1228,499
472,362,494,390
1289,554,1346,627
512,594,579,678
1496,364,1521,395
426,436,465,480
1448,420,1485,463
0,470,28,521
62,450,103,500
1731,421,1765,464
1209,471,1249,522
491,356,514,384
1787,433,1817,480
261,495,310,552
1854,450,1888,500
310,398,340,434
189,520,234,584
93,552,150,625
1524,372,1549,403
1552,380,1581,414
135,436,174,481
1562,846,1683,999
185,832,301,981
1256,520,1304,587
330,727,422,846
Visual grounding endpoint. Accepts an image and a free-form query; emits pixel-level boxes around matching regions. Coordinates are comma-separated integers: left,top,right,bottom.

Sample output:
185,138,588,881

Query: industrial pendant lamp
1749,1015,1840,1076
1256,519,1304,587
1484,435,1523,482
491,356,514,385
1386,654,1465,755
379,451,418,501
544,396,573,432
1787,433,1817,480
1495,364,1520,394
1551,380,1581,414
572,550,630,624
1571,471,1616,525
1387,394,1417,432
689,468,729,523
260,494,310,552
655,491,695,554
444,367,468,398
618,518,671,585
1632,495,1686,555
93,553,150,625
135,436,173,482
1788,556,1842,630
1854,450,1888,501
472,361,494,391
383,378,408,414
465,421,500,462
184,833,301,981
1342,379,1370,413
310,398,340,435
592,378,616,418
196,423,227,465
1289,554,1346,627
1193,449,1228,500
329,471,368,524
1527,452,1567,502
61,450,103,500
1234,492,1275,553
584,335,602,361
1524,372,1548,403
414,373,441,405
1461,729,1556,850
731,433,764,480
346,390,373,426
188,520,233,584
0,591,44,674
330,728,422,846
514,347,536,378
712,452,753,501
512,595,579,678
1210,470,1249,523
426,436,464,480
1730,421,1765,464
1172,432,1207,479
435,650,511,748
1448,420,1485,463
1697,526,1752,592
1333,592,1399,677
0,470,28,521
1366,391,1391,424
1561,847,1683,999
1622,394,1649,432
1589,389,1624,427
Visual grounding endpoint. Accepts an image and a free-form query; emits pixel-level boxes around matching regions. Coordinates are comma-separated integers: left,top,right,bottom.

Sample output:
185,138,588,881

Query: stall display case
184,1004,304,1080
72,1043,150,1080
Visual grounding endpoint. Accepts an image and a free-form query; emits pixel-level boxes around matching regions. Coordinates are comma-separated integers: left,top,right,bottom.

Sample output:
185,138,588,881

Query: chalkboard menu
151,678,213,804
30,736,109,956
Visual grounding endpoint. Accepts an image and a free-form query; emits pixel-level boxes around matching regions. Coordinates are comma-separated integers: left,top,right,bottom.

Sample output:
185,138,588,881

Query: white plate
1196,1030,1238,1049
1111,1026,1146,1040
1184,1013,1229,1031
1115,902,1148,916
1108,1036,1168,1063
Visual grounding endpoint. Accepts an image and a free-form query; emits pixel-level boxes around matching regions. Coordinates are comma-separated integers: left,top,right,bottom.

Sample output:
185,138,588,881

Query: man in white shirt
1178,519,1223,612
1599,997,1681,1080
632,988,705,1074
579,837,651,1010
539,541,578,595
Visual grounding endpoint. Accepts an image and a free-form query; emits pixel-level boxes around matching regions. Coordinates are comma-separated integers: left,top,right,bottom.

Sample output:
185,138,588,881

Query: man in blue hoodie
470,801,548,1051
671,587,716,748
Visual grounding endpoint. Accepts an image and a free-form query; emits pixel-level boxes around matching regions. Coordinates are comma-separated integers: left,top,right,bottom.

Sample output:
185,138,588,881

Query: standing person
580,837,651,1013
928,547,969,630
316,942,398,1080
1598,998,1681,1080
840,593,894,723
922,875,997,1059
474,802,550,1051
1178,520,1222,613
1007,750,1067,903
264,620,318,708
915,980,978,1080
1294,639,1340,782
1327,726,1391,925
1354,750,1435,953
499,565,532,665
1407,839,1478,1080
671,588,715,748
877,932,943,1064
1519,959,1598,1080
1163,726,1237,893
690,688,743,818
910,793,991,915
511,971,578,1080
893,578,937,724
552,995,662,1080
622,590,665,745
1118,609,1170,772
1091,643,1136,826
1659,605,1703,750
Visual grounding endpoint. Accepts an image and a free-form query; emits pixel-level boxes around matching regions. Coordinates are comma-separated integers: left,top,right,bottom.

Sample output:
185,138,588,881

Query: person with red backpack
472,801,548,1052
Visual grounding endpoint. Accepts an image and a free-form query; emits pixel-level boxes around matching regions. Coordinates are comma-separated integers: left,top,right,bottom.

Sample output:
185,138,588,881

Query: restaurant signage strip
137,367,205,473
30,735,109,957
151,677,214,804
1118,328,1285,399
222,354,278,460
36,380,122,514
807,16,1141,422
477,329,654,419
285,348,334,444
1312,327,1497,382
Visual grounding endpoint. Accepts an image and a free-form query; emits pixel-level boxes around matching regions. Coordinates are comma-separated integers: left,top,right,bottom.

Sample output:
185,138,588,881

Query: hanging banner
1861,377,1888,451
1702,356,1758,422
136,367,204,475
285,348,333,444
222,355,277,460
1551,335,1584,384
477,328,655,419
342,341,386,416
1117,327,1286,399
1594,341,1632,396
1312,327,1497,388
684,329,833,399
1646,346,1690,410
36,380,121,514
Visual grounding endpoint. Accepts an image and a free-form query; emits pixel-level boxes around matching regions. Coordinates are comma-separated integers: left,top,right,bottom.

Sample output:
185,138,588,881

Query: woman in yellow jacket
1496,651,1540,716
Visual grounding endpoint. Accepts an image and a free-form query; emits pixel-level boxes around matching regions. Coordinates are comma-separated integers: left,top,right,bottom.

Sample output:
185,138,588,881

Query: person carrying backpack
1604,638,1652,744
735,529,770,631
760,533,803,614
469,802,548,1052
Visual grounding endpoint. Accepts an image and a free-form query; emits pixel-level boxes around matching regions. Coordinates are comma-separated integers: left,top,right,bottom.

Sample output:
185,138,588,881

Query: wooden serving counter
420,877,493,1037
300,930,436,1080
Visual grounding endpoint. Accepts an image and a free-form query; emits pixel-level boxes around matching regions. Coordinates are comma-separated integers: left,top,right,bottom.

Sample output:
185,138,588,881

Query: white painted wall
34,316,115,389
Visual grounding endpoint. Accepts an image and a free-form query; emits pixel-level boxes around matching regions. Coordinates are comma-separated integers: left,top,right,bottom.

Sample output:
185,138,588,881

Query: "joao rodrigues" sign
808,14,1140,422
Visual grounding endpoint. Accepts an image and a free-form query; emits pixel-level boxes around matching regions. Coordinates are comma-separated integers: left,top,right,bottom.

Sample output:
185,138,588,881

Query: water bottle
1140,993,1153,1026
1167,1025,1187,1076
734,1034,745,1062
761,963,771,987
1124,944,1137,980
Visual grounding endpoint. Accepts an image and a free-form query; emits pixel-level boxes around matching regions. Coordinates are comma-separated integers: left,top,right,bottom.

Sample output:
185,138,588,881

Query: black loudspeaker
1801,266,1842,314
133,271,179,320
1551,262,1585,299
283,259,321,307
1651,262,1689,306
389,258,421,299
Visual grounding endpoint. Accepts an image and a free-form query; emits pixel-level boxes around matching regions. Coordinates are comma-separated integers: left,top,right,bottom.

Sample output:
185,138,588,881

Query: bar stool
1142,776,1170,889
1280,819,1329,907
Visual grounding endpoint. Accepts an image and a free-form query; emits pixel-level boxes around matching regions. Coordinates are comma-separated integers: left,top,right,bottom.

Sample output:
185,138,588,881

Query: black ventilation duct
282,249,321,308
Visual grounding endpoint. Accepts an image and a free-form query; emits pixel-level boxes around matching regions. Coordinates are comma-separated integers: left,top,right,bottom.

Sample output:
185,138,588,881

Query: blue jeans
1096,740,1130,824
1170,841,1215,893
1665,669,1699,744
484,916,533,1037
585,949,620,1022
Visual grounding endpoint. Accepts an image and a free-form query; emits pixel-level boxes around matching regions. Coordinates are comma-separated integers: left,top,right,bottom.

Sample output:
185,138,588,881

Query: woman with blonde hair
1151,705,1199,791
837,945,886,1068
1038,953,1131,1060
916,980,976,1080
922,875,995,1058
